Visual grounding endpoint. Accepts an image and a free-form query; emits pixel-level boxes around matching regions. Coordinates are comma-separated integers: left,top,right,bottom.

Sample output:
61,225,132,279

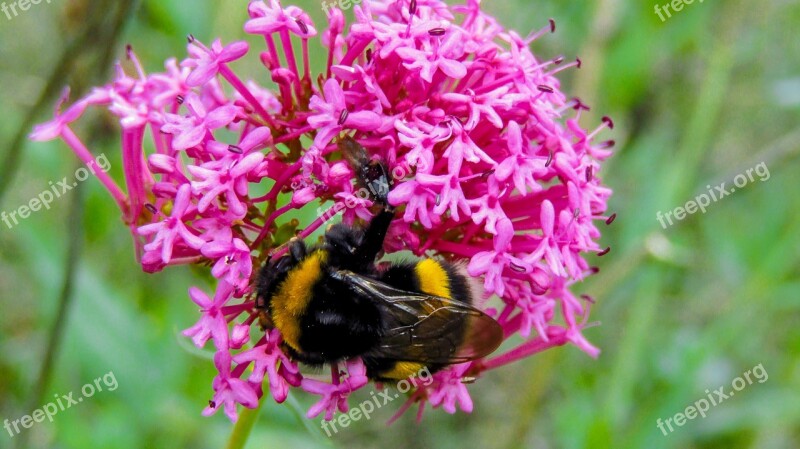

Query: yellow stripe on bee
415,259,452,299
271,250,328,352
380,361,426,380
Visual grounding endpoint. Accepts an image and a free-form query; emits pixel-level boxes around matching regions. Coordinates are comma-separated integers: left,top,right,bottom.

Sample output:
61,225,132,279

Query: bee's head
255,254,288,330
255,238,309,313
256,306,274,330
255,254,285,312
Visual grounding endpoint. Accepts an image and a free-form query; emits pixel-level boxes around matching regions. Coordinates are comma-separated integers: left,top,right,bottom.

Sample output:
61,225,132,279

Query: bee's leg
351,157,396,267
324,207,395,271
352,208,394,268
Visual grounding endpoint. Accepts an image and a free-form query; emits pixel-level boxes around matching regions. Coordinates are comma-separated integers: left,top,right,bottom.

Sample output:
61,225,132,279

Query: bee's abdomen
367,259,474,380
379,259,473,304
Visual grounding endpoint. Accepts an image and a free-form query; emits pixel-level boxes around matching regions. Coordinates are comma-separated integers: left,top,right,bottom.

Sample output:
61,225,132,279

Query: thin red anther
598,139,615,149
295,19,308,35
571,97,591,111
509,263,527,273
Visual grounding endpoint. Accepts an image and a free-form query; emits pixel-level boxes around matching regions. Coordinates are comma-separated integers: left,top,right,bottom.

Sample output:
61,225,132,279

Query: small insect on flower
257,137,503,381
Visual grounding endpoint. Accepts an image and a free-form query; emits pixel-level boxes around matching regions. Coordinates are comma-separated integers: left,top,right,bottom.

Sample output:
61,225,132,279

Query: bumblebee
256,138,503,381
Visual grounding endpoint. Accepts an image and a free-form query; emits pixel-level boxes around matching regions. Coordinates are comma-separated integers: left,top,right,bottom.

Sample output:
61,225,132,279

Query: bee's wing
334,270,504,365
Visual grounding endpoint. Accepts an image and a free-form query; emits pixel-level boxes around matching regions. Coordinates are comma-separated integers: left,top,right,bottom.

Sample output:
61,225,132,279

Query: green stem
225,399,265,449
11,179,84,449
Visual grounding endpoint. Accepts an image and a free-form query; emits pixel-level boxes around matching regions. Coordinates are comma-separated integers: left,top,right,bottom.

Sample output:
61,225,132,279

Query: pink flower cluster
31,0,614,423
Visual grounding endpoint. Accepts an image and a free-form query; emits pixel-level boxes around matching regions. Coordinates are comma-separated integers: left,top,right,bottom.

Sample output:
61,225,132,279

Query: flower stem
219,65,277,128
225,398,265,449
62,126,128,211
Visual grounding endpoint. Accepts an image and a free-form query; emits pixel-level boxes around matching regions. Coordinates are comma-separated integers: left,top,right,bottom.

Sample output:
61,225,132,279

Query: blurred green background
1,0,799,448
